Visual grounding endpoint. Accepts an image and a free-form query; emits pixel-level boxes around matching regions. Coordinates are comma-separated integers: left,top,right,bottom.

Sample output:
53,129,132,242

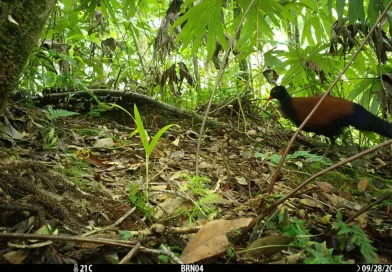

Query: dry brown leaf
355,212,368,228
171,136,180,146
170,150,184,159
316,181,334,193
179,218,253,264
245,235,294,258
154,196,185,219
235,176,248,185
301,198,324,209
338,190,351,200
2,250,29,264
322,193,362,210
270,251,304,264
247,129,257,136
357,178,369,192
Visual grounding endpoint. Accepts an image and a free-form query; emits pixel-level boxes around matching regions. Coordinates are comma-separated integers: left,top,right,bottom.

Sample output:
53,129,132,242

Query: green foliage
183,174,211,196
279,216,311,249
181,174,220,216
128,182,155,221
118,230,133,240
304,242,354,264
44,105,79,121
172,0,227,60
43,127,59,149
73,128,100,136
333,211,377,264
256,150,332,166
132,104,176,198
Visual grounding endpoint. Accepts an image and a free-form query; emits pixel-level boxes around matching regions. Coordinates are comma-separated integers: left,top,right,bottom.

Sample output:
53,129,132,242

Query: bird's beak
266,96,272,103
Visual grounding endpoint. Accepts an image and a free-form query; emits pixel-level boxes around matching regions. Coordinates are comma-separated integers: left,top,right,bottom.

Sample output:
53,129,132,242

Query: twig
119,242,141,264
160,244,184,264
195,0,256,176
0,233,137,248
322,193,392,237
81,207,136,237
344,193,391,224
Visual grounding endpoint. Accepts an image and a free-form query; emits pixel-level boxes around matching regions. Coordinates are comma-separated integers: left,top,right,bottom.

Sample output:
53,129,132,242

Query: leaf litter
0,101,391,264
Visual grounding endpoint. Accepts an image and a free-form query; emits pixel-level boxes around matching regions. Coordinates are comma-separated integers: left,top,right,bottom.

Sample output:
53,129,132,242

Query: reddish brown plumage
290,96,355,127
268,86,392,142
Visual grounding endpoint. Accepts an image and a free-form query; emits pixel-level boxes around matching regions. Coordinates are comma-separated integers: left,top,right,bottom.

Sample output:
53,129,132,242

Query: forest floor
0,99,391,264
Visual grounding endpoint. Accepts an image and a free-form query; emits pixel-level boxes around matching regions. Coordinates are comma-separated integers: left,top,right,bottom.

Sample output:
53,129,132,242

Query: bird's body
268,86,392,143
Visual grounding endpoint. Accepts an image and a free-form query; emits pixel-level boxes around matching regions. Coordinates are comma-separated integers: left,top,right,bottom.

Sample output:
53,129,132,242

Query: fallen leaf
2,250,29,264
355,213,368,228
270,251,304,264
171,136,180,146
300,198,323,209
316,182,334,193
154,196,185,219
235,176,248,185
294,161,303,169
94,138,114,148
338,190,351,200
357,178,369,192
247,130,257,136
170,150,185,159
8,15,19,25
179,218,253,264
241,150,252,159
245,235,294,258
199,162,213,169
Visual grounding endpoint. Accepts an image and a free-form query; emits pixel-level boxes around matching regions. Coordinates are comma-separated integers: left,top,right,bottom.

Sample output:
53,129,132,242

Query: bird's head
267,86,290,102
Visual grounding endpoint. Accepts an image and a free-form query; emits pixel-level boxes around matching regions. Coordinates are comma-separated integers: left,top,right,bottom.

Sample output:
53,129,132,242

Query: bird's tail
349,104,392,138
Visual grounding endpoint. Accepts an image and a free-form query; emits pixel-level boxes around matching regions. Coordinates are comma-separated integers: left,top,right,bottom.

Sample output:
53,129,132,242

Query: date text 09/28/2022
358,265,392,272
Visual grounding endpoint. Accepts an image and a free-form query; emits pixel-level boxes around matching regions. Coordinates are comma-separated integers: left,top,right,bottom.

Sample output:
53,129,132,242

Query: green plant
332,211,377,264
132,104,176,199
304,241,354,264
128,182,155,221
44,105,79,121
42,127,59,149
118,230,133,240
181,174,219,217
279,216,311,249
82,89,176,199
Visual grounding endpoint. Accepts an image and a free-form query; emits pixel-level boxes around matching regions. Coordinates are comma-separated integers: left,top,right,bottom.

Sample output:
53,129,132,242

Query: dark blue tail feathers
348,104,392,138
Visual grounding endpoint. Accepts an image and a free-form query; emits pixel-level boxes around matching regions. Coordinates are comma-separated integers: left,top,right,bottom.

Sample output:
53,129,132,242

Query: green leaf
336,0,345,20
172,0,226,60
357,0,365,23
348,0,358,23
134,104,150,155
45,105,79,120
146,124,176,155
327,0,333,18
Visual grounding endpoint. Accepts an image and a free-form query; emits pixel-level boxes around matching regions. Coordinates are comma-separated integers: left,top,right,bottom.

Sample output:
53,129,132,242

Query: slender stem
195,0,256,175
146,155,149,199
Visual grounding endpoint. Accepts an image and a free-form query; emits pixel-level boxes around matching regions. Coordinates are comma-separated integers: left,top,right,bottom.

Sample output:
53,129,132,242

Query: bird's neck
278,95,298,122
278,95,292,108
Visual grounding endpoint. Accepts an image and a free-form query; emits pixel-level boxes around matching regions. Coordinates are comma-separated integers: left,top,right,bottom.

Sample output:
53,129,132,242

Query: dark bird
267,86,392,148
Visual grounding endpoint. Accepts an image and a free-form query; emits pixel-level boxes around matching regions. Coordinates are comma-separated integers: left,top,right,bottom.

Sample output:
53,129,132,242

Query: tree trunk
0,0,55,110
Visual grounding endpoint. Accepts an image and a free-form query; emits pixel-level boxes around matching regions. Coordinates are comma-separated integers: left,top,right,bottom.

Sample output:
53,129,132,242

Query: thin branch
0,233,137,248
119,242,141,264
195,0,256,176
